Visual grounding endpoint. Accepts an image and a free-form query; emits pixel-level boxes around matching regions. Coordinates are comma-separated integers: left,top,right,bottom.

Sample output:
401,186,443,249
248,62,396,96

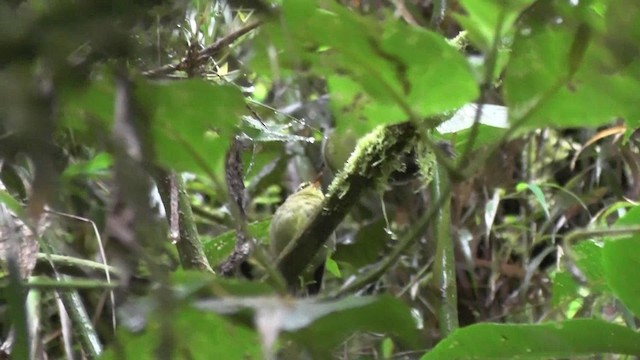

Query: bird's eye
296,181,312,192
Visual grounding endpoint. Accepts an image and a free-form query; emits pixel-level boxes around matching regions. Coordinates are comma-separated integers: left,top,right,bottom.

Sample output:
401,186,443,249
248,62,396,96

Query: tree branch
155,169,213,273
142,21,262,79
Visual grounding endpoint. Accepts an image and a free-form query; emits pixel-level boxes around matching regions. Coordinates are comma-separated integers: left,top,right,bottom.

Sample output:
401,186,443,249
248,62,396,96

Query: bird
269,181,333,294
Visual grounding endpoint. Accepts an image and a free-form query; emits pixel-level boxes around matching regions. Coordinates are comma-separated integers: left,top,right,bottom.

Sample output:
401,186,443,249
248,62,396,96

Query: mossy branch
277,121,420,287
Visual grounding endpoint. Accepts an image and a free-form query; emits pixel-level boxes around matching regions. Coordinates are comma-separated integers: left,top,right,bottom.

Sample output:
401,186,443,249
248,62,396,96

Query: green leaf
516,183,550,219
0,190,25,220
602,0,640,70
573,239,610,292
455,0,535,51
324,257,341,278
381,337,394,359
333,219,388,269
379,21,478,121
195,295,419,358
601,206,640,318
602,237,640,318
262,0,477,137
291,295,419,357
504,27,571,123
143,80,246,176
504,13,640,129
421,319,640,359
550,271,580,308
609,204,640,228
328,75,405,138
102,307,261,360
61,77,115,131
202,220,270,267
62,152,112,179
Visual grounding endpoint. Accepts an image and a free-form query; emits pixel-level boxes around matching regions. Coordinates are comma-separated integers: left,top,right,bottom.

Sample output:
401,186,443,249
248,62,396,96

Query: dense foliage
1,0,640,359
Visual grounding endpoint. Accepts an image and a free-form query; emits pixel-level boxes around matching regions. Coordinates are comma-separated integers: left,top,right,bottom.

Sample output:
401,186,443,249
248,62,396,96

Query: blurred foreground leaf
196,294,418,357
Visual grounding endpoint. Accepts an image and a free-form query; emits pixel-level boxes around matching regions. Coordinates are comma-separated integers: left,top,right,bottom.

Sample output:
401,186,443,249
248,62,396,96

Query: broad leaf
102,307,261,360
258,0,477,137
421,319,640,359
202,219,270,267
602,206,640,317
195,295,418,358
143,80,246,176
456,0,535,51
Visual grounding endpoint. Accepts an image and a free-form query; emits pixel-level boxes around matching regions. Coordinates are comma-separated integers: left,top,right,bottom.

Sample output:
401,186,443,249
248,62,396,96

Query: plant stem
156,169,214,272
25,277,119,290
56,275,103,358
430,164,458,336
36,253,122,277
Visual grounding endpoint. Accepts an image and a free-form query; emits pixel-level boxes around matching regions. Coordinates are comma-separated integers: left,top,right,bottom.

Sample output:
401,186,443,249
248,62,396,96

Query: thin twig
143,21,262,79
40,235,103,358
430,0,446,28
44,209,117,332
36,253,122,277
25,277,119,290
457,8,507,170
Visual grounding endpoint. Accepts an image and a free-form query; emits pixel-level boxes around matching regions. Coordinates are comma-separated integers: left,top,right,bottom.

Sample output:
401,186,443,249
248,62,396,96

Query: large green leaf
421,319,640,359
573,239,610,293
455,0,535,51
328,75,406,138
504,3,640,129
602,206,640,318
143,80,246,176
101,307,261,360
333,219,388,269
379,21,478,120
195,295,418,358
62,78,247,174
602,0,640,71
258,0,477,137
602,237,640,318
290,295,419,357
102,273,276,359
550,271,580,309
61,76,115,134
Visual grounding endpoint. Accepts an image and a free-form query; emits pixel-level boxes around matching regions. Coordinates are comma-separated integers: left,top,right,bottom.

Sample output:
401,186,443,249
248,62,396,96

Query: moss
327,123,418,199
447,30,468,51
414,122,438,187
416,138,436,187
